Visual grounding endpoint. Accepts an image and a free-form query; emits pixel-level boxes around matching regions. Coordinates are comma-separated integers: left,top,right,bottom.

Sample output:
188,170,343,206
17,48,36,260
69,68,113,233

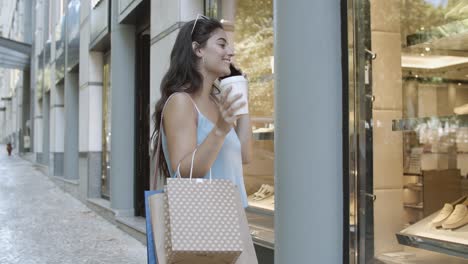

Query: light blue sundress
161,93,249,208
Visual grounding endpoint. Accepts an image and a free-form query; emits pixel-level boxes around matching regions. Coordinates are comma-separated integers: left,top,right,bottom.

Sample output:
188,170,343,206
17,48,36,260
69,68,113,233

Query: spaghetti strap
152,92,199,190
162,92,200,116
179,93,201,114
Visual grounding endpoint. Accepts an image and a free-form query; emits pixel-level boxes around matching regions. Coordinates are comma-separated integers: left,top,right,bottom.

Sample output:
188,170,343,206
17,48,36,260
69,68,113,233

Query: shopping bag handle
176,148,212,182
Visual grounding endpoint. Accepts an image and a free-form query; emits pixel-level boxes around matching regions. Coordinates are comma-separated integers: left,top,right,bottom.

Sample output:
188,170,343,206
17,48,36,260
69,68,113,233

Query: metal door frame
346,0,375,263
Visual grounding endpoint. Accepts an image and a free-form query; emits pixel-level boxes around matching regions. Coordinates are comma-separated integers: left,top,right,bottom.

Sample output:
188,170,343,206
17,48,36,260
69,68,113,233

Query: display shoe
253,185,274,201
431,203,454,228
442,203,468,229
252,184,267,198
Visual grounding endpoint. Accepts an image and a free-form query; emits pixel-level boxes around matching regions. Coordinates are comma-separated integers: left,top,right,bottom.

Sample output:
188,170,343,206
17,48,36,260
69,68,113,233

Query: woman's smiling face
198,28,234,77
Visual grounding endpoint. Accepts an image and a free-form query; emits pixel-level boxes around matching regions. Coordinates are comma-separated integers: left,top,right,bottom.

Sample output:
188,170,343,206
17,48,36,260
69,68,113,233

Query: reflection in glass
207,0,275,248
204,0,220,19
101,56,111,199
233,0,274,118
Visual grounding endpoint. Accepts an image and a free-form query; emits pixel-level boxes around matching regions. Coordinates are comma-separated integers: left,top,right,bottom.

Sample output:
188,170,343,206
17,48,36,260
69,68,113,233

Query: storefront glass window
101,54,111,199
206,0,275,248
349,0,468,262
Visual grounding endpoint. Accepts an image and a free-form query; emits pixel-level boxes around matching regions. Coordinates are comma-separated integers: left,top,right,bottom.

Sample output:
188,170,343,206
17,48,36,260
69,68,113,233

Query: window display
348,0,468,262
230,0,274,210
248,184,274,211
206,0,275,248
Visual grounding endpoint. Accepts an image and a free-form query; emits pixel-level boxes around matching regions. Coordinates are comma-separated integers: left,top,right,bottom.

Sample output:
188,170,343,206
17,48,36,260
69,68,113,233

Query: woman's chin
210,66,230,78
220,68,231,77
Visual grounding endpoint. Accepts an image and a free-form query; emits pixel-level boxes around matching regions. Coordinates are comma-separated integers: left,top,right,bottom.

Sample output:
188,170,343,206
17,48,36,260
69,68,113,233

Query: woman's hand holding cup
215,86,246,135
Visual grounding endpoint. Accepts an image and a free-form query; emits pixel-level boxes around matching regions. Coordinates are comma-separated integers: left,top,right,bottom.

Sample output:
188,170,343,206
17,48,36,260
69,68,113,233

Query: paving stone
0,149,147,264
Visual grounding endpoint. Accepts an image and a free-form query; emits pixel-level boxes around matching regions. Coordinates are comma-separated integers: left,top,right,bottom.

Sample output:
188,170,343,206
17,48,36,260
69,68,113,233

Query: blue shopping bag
145,190,163,264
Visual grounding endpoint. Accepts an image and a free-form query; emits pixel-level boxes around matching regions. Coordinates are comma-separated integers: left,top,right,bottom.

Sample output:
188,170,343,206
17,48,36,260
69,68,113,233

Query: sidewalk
0,148,147,264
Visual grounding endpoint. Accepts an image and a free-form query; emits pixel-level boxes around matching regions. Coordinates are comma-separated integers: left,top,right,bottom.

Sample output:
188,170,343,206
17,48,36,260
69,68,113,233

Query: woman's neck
194,69,218,101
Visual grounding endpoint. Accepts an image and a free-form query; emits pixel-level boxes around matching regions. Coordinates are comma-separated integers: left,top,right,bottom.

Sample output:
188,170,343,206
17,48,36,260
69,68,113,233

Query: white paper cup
219,75,249,116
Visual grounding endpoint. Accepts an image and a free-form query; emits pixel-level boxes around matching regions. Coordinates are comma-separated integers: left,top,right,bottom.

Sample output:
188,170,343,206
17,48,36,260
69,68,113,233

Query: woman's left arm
235,114,253,164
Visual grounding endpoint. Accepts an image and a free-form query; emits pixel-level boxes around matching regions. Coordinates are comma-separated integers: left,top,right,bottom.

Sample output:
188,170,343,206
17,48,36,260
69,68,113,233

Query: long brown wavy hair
151,17,224,179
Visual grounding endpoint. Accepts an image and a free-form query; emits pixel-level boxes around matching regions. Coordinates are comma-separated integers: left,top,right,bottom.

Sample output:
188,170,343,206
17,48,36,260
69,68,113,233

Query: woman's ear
192,41,203,58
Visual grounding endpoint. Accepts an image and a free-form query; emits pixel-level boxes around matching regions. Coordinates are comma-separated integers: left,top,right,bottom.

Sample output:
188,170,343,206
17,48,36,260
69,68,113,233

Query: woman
6,142,12,156
152,15,252,208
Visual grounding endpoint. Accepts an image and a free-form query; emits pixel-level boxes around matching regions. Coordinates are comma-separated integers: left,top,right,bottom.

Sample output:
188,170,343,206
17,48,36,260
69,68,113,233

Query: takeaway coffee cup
219,75,249,116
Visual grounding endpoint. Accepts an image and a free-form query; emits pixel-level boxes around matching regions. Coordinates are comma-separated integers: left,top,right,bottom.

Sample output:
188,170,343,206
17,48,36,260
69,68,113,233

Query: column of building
78,0,104,200
108,0,135,215
275,0,343,262
49,0,65,176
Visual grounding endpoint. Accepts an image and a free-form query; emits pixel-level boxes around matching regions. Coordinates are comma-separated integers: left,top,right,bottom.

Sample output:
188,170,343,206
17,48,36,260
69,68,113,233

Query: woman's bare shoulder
163,92,198,123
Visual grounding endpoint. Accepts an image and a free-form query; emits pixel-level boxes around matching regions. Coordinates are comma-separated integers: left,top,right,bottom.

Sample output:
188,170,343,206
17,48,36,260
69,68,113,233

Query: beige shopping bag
151,147,256,263
149,186,258,264
164,177,243,263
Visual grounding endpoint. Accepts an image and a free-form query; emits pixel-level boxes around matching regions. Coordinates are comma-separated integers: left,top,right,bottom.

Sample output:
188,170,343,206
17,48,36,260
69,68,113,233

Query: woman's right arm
163,90,244,178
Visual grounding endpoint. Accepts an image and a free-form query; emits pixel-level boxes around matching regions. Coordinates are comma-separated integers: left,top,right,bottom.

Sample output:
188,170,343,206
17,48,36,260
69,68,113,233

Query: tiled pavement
0,149,147,264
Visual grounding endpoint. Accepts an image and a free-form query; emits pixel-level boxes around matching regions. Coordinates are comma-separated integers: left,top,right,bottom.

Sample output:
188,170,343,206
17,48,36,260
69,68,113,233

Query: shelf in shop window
396,210,468,259
404,172,423,177
253,131,274,141
247,205,274,216
404,203,424,209
250,117,274,123
421,151,451,154
245,210,274,249
392,114,468,132
403,183,423,191
249,225,274,249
